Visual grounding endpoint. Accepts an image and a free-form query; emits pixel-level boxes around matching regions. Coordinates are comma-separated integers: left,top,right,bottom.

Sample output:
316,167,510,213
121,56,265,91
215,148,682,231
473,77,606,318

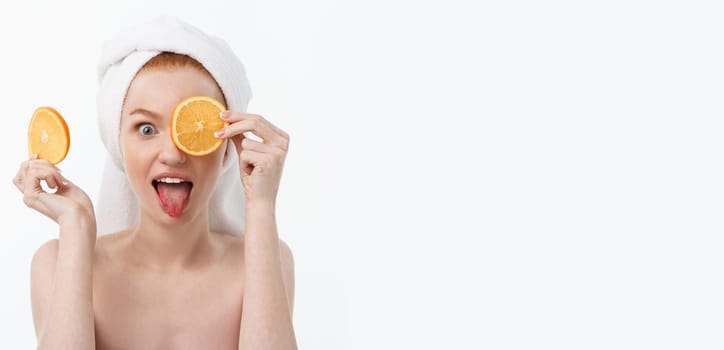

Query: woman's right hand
13,155,96,232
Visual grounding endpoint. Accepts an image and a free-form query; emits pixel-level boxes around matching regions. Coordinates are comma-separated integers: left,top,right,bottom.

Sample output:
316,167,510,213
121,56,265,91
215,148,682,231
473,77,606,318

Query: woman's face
120,65,227,222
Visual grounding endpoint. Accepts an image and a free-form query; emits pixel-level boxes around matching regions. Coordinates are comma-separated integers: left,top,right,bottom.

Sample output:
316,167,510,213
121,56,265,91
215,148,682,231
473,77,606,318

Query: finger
14,159,56,191
29,161,64,183
13,161,31,191
36,158,62,172
48,168,73,190
239,149,271,176
12,174,23,192
218,117,275,142
238,149,255,176
49,172,67,190
247,113,289,140
219,118,288,150
45,174,59,190
24,163,62,194
27,158,59,171
246,113,290,149
229,134,245,157
42,166,64,190
240,137,286,157
24,166,47,194
21,169,52,210
29,156,65,175
231,112,289,146
221,112,281,133
220,112,289,144
58,173,70,187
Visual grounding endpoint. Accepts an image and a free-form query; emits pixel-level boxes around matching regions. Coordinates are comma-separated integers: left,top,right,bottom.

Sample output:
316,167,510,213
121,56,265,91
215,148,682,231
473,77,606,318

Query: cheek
120,134,156,188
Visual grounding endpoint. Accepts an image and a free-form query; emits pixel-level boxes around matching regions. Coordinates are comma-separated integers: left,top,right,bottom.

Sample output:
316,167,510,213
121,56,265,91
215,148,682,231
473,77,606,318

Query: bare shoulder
31,238,59,269
278,239,294,274
278,238,296,313
30,238,59,335
30,239,59,285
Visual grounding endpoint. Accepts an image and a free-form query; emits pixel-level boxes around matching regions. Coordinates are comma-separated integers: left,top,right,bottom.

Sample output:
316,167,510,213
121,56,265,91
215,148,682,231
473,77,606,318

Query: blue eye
138,123,156,136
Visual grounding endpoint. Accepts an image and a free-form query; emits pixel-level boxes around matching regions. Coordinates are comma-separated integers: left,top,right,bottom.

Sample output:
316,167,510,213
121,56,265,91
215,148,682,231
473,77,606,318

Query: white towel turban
95,16,251,236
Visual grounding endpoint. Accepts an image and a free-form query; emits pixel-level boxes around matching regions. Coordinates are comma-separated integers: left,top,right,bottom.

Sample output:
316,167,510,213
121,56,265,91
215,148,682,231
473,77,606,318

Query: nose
158,134,187,165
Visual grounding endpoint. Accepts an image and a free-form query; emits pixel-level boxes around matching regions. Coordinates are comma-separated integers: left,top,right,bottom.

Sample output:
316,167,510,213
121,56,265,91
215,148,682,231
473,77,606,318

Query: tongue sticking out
156,182,192,218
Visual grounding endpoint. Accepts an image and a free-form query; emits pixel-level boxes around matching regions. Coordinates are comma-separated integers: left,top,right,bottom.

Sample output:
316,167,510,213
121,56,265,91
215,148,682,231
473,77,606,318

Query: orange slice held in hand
27,106,70,164
171,96,228,156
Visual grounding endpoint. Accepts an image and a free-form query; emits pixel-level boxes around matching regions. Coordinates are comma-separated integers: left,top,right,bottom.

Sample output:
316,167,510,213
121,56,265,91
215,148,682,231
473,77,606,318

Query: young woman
13,17,296,349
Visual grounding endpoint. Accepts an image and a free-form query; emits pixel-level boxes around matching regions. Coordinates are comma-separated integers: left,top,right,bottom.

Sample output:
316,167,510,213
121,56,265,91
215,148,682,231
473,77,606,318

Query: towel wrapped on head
95,16,251,236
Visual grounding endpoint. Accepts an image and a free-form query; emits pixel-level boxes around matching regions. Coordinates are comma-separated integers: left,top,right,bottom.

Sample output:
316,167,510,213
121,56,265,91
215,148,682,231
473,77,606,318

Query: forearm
239,201,297,350
39,219,96,349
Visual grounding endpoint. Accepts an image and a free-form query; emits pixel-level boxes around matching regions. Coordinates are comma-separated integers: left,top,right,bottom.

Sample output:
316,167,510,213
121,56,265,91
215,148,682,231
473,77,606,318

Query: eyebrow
129,108,163,119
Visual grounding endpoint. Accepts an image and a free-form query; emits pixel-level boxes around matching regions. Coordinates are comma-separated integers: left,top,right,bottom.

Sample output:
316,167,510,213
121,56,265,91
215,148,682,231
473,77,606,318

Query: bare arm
216,110,297,349
238,202,297,350
15,158,97,349
31,217,96,349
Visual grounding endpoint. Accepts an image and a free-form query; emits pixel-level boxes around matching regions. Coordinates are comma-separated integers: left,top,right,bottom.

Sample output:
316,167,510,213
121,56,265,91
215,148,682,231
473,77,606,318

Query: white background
1,0,723,349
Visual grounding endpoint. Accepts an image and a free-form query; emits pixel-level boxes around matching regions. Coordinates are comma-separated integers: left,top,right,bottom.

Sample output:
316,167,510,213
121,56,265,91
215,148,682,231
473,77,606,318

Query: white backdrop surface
1,0,722,349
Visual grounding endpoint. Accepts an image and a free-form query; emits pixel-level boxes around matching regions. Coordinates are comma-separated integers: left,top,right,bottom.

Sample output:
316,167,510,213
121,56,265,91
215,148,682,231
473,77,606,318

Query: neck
127,209,214,272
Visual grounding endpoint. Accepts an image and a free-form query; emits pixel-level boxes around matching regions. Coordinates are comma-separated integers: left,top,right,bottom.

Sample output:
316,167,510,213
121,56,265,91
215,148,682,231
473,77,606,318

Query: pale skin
13,65,297,349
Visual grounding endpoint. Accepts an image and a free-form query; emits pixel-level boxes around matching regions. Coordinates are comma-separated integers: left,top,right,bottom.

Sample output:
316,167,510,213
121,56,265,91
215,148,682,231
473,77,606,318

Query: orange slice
27,106,70,164
171,96,228,156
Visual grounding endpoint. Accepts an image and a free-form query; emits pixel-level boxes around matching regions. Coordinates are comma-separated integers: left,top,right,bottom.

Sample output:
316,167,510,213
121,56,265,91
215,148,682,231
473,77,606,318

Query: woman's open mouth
152,177,194,218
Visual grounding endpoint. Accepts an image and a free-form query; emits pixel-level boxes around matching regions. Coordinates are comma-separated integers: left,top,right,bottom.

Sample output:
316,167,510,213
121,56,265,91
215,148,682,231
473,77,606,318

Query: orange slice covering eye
27,106,70,164
171,96,228,156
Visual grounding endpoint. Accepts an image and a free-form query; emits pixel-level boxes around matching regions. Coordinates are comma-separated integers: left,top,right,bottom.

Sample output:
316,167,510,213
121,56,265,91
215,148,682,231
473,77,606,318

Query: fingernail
214,129,225,138
220,111,230,119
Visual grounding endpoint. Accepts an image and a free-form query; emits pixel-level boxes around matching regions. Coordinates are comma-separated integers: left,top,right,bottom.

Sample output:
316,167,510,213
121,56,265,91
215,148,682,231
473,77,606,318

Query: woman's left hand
215,111,289,204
